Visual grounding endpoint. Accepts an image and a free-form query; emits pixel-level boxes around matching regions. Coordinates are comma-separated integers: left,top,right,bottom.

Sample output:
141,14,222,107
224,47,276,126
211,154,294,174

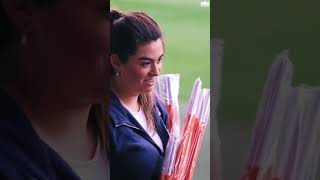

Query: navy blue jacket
0,89,81,180
109,94,169,180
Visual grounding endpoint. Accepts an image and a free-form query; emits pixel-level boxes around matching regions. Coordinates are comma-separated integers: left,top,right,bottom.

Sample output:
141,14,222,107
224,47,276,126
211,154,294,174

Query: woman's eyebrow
158,54,164,60
138,54,164,61
138,57,153,61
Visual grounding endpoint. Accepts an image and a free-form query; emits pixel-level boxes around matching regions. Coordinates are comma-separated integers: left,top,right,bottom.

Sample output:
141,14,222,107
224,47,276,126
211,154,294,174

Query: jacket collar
109,93,169,151
109,93,138,128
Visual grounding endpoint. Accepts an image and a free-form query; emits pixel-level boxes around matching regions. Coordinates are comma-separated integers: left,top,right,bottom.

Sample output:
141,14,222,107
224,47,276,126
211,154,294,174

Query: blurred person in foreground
0,0,110,179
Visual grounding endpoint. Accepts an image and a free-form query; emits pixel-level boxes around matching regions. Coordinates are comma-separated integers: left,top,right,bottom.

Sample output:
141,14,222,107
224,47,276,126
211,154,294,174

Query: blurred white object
242,50,320,180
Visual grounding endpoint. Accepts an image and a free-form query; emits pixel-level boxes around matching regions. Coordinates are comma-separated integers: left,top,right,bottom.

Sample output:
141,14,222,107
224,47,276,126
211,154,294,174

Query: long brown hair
110,9,163,131
89,103,109,157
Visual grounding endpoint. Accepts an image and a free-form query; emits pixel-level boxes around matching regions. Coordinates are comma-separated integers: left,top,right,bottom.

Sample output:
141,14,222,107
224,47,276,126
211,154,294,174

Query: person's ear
110,54,123,73
1,0,36,35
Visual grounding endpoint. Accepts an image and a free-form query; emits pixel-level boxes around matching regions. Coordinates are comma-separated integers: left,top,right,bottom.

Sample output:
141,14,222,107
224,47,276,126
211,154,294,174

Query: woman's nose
150,63,160,76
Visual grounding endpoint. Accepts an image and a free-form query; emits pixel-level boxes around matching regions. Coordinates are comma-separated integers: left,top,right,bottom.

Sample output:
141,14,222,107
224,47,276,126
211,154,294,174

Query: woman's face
23,0,110,104
117,38,164,96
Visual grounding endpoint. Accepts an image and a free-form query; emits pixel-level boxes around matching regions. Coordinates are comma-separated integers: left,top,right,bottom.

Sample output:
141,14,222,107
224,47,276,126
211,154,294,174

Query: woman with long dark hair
109,9,169,180
0,0,110,179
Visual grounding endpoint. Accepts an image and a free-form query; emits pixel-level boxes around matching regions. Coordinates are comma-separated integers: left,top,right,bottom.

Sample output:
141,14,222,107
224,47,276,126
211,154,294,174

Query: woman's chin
141,87,155,94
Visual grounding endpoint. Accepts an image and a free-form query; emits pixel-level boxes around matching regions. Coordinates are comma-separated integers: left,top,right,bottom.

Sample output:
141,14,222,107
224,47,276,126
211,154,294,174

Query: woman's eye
141,62,150,67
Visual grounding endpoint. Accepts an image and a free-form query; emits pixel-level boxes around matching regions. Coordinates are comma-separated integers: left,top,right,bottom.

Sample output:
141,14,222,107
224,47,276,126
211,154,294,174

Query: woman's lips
145,79,155,85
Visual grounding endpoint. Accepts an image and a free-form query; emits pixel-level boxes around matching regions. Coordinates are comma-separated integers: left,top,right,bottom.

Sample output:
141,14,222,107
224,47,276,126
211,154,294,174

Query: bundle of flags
156,74,181,138
241,50,320,180
156,75,211,180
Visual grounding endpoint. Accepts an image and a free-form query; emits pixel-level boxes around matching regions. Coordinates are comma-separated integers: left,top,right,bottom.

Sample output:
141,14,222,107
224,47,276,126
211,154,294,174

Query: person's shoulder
0,130,23,169
0,117,47,179
0,147,23,179
0,171,14,180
